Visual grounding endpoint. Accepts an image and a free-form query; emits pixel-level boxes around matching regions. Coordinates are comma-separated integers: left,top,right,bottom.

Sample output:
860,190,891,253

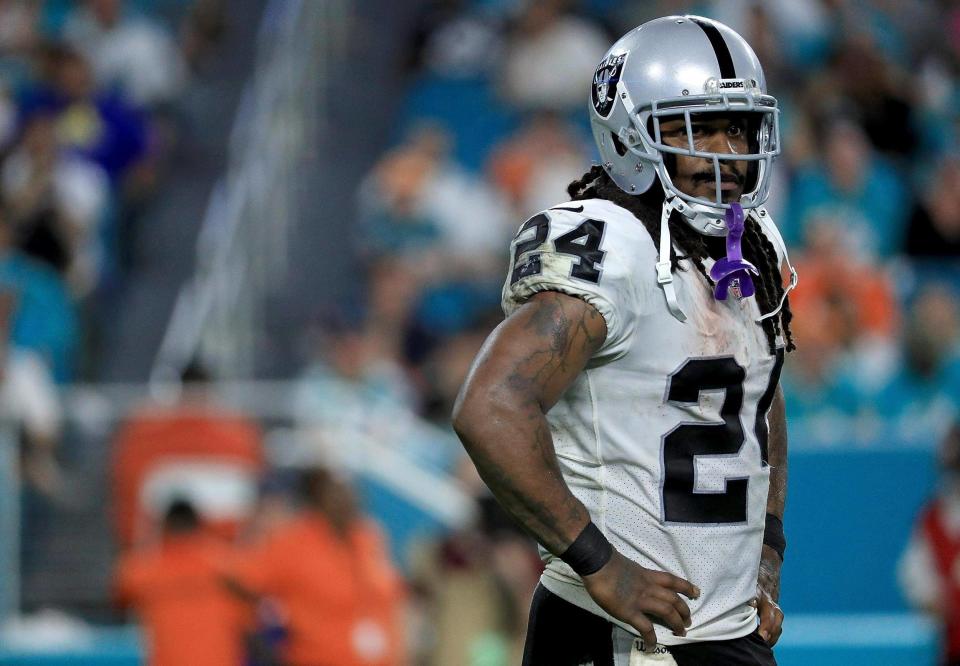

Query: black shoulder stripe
550,205,584,213
691,18,736,79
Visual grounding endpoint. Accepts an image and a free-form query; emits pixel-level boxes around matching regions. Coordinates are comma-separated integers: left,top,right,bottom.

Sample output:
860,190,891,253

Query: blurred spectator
409,456,540,666
241,470,296,545
807,31,918,157
358,126,511,271
0,1,41,91
115,498,247,666
0,82,17,149
2,109,110,295
869,284,960,444
419,325,489,424
18,44,149,184
406,0,504,79
0,0,39,56
900,421,960,665
179,0,227,73
487,111,588,218
0,203,77,382
906,154,960,258
293,298,464,475
778,305,866,444
499,0,609,112
63,0,188,109
789,220,900,381
871,0,939,64
785,119,910,259
111,361,263,549
356,126,511,360
0,289,63,499
228,466,406,666
366,257,424,365
295,301,419,423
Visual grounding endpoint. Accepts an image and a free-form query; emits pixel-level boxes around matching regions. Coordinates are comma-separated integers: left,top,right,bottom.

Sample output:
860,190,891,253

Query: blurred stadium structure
0,0,959,664
151,0,339,384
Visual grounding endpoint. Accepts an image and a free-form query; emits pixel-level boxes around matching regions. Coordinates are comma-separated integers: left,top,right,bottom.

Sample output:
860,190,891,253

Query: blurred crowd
0,0,224,503
0,0,223,369
106,365,540,665
115,468,408,666
349,0,960,450
9,0,960,664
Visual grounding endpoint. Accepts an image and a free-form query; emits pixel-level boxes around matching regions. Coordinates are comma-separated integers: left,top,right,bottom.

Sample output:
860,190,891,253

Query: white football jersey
501,198,785,645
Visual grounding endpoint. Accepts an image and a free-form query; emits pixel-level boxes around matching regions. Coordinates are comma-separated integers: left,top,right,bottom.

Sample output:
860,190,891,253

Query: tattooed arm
452,290,698,647
452,291,602,552
755,385,786,645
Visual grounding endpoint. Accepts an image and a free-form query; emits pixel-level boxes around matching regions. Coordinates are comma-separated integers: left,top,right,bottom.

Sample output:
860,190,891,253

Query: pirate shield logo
591,53,626,118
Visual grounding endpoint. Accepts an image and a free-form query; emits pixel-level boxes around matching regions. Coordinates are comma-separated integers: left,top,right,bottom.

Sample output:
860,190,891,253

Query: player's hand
581,549,700,650
749,545,784,645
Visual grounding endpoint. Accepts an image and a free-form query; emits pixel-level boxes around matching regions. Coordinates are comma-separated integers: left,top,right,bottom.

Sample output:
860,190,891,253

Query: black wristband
559,521,613,577
763,513,786,562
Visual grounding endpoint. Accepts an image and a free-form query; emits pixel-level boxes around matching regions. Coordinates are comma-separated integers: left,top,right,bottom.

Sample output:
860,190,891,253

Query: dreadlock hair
567,165,795,354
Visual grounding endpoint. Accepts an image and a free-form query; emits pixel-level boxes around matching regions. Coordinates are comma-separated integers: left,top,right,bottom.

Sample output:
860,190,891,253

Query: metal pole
0,424,20,621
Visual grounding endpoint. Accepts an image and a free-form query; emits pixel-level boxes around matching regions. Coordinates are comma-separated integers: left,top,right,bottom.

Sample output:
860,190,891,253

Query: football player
452,15,796,666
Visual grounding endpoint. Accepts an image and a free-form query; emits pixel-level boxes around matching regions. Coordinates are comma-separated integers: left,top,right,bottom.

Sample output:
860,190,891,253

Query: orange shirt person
114,500,246,666
230,467,406,666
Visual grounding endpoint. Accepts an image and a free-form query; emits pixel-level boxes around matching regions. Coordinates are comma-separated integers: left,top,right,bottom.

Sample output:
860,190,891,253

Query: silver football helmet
588,16,794,323
589,15,780,229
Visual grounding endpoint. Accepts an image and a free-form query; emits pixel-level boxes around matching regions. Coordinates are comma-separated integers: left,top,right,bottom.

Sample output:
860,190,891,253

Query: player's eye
727,122,746,138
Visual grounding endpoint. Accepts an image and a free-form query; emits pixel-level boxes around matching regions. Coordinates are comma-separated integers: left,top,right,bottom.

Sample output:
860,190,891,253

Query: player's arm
452,290,698,646
755,385,786,645
453,291,601,553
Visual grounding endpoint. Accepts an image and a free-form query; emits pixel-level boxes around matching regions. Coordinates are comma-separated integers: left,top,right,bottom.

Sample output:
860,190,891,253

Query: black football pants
522,584,777,665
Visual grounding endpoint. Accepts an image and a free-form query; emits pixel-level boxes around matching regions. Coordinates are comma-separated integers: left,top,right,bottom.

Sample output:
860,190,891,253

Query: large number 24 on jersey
502,200,783,528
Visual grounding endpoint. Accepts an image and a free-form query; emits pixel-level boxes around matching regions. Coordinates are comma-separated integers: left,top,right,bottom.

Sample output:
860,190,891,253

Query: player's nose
702,129,742,155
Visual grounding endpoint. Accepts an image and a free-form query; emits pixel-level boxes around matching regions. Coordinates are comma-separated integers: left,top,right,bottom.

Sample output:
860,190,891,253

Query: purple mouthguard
709,203,759,300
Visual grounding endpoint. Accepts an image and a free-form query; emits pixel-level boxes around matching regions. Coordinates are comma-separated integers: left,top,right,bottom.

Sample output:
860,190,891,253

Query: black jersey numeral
555,219,606,284
509,215,607,285
754,349,784,465
510,214,550,285
661,355,781,525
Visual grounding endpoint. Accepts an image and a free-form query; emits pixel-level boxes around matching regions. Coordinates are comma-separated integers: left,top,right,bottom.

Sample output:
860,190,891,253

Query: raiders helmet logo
592,53,627,118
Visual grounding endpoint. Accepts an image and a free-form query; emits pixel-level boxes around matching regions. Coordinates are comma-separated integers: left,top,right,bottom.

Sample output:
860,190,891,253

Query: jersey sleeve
501,202,653,363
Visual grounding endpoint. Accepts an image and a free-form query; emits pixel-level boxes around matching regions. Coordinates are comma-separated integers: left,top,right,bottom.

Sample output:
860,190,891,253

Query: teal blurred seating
0,626,142,666
395,74,519,172
776,613,939,665
783,447,937,613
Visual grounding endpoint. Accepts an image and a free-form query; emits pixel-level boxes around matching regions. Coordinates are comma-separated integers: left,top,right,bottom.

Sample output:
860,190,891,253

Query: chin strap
656,198,687,322
751,208,799,323
657,202,799,326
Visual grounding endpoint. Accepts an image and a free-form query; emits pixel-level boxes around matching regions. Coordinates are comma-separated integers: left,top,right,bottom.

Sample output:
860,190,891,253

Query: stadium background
0,0,956,664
